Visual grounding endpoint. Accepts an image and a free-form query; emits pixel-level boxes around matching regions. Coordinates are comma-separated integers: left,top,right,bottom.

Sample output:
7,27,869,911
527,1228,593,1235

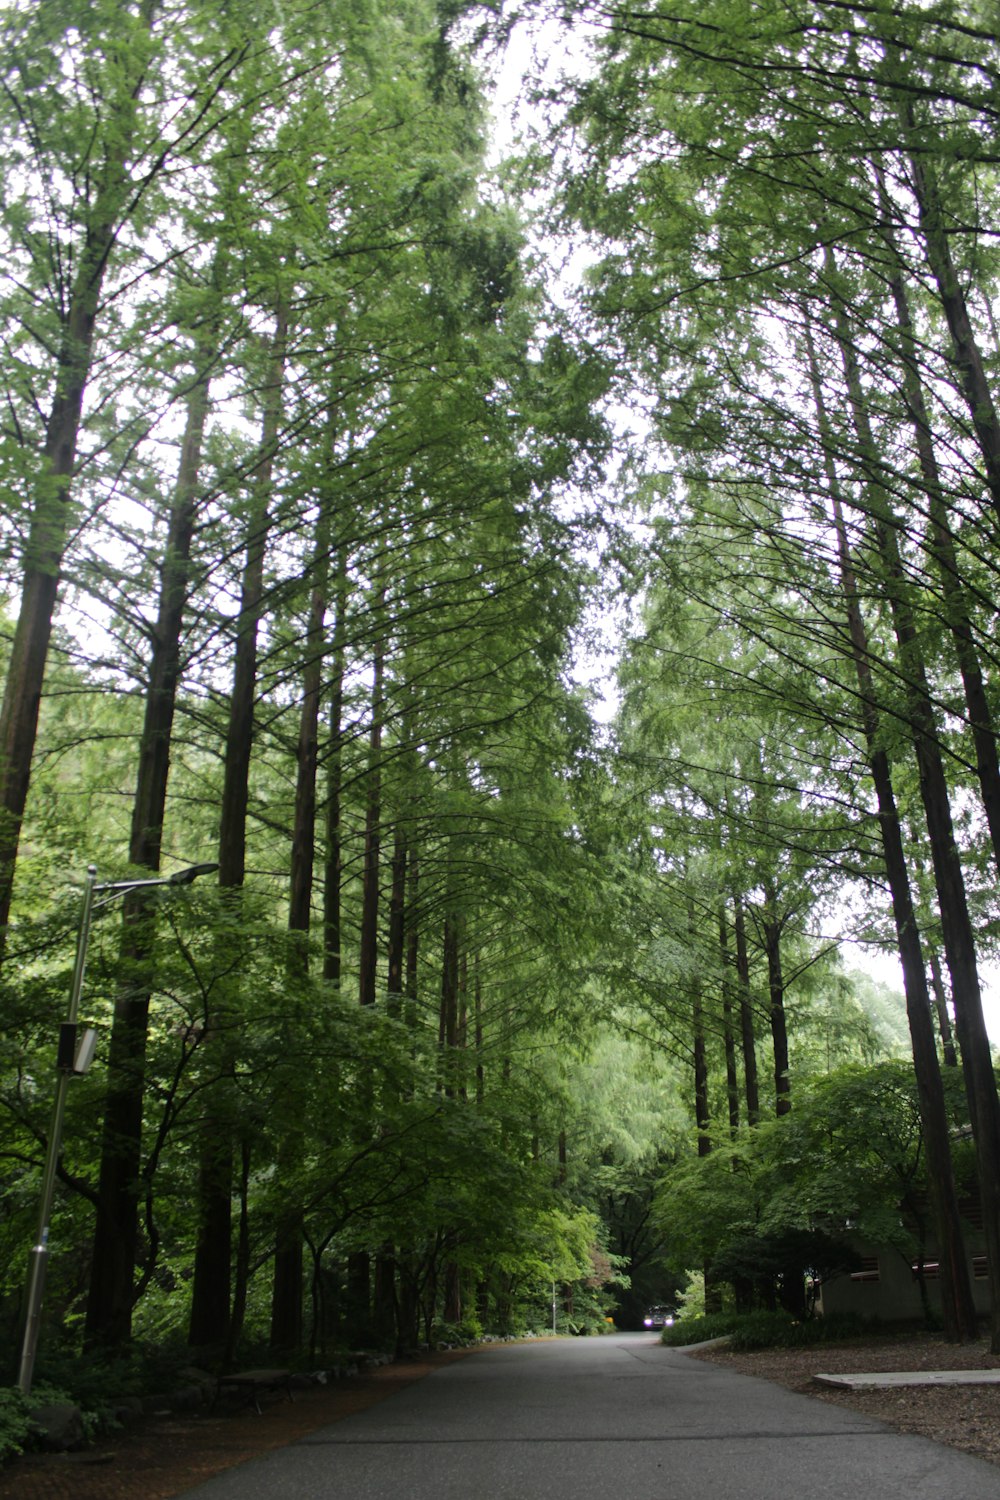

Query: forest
2,0,1000,1414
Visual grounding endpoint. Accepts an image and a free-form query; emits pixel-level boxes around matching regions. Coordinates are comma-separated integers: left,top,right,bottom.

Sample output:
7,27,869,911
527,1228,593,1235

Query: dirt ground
0,1352,471,1500
691,1332,1000,1467
5,1333,1000,1498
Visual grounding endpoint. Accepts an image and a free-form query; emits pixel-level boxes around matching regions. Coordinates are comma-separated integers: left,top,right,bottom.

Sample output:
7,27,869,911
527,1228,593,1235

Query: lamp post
16,861,218,1396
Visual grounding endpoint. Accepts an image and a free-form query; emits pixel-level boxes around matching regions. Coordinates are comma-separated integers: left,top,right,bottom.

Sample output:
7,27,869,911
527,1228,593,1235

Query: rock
29,1402,85,1452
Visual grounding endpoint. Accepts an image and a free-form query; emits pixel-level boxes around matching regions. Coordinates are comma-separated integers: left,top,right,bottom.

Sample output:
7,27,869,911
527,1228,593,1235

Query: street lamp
16,860,218,1396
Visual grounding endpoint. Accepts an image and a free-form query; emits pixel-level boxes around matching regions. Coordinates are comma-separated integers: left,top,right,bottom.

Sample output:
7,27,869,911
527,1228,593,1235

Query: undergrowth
661,1310,881,1351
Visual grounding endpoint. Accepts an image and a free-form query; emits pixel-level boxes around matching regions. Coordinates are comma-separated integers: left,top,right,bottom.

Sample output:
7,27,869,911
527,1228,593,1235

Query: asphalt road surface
180,1332,1000,1500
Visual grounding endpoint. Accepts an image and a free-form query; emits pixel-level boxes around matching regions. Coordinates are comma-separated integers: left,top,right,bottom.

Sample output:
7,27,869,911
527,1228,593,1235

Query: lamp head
168,862,219,885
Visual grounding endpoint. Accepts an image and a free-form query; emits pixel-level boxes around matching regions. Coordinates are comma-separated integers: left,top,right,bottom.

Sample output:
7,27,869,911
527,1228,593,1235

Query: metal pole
17,866,98,1396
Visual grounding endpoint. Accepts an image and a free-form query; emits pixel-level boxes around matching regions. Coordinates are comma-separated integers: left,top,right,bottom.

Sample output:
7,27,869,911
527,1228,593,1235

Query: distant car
643,1304,675,1331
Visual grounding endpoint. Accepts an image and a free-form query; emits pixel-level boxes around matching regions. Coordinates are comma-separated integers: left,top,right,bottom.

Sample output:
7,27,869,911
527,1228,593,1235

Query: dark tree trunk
733,897,759,1124
287,528,328,950
903,119,1000,530
443,1262,462,1325
216,306,289,889
406,849,420,1013
190,305,288,1352
386,827,407,1014
829,286,1000,1348
761,887,791,1117
877,198,1000,876
358,641,385,1008
343,627,388,1344
805,319,978,1341
474,959,484,1106
270,1214,304,1355
373,1249,398,1344
719,909,740,1133
0,1,158,957
323,554,349,985
85,347,209,1349
928,949,958,1068
693,983,711,1158
225,1138,253,1366
439,912,460,1094
270,516,329,1354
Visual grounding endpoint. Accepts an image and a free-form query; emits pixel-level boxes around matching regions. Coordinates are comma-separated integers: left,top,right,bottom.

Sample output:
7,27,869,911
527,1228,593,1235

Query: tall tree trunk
718,909,740,1133
189,303,289,1352
358,637,385,1008
760,884,791,1117
804,317,978,1341
439,911,461,1095
692,984,711,1158
323,552,349,985
345,626,387,1343
732,896,759,1124
406,848,420,1013
85,338,209,1349
901,112,1000,529
270,511,329,1354
876,191,1000,875
928,948,958,1069
0,1,159,958
386,827,407,1015
830,282,1000,1347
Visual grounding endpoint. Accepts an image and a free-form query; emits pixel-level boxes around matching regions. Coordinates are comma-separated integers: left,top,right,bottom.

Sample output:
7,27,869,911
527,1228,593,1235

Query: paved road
181,1333,1000,1500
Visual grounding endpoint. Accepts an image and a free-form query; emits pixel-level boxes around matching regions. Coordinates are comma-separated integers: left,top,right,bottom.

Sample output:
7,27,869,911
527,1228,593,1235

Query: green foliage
711,1227,861,1315
3,0,994,1392
655,1061,964,1304
0,1387,32,1464
0,1378,114,1462
661,1310,878,1351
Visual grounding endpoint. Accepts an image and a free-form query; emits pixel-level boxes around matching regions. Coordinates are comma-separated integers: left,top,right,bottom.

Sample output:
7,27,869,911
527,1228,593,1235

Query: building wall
816,1239,990,1321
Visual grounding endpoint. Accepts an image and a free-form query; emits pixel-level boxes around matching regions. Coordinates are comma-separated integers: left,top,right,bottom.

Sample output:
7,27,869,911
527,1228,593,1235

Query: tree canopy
2,0,1000,1391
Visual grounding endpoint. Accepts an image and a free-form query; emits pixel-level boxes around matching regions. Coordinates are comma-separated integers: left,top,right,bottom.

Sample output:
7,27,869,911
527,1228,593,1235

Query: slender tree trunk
440,911,460,1095
474,958,485,1106
85,338,209,1349
358,637,385,1008
760,886,791,1117
406,849,420,1011
733,896,759,1124
693,983,711,1158
902,114,1000,529
270,513,330,1355
323,552,349,985
225,1138,253,1365
804,317,978,1340
443,1262,462,1325
345,626,388,1344
190,304,289,1351
830,283,1000,1347
928,948,958,1068
0,1,158,957
876,195,1000,875
387,827,407,1014
718,909,740,1133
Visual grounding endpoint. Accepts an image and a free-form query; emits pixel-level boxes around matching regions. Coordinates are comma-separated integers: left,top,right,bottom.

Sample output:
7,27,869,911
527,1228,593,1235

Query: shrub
0,1387,32,1464
661,1309,879,1351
